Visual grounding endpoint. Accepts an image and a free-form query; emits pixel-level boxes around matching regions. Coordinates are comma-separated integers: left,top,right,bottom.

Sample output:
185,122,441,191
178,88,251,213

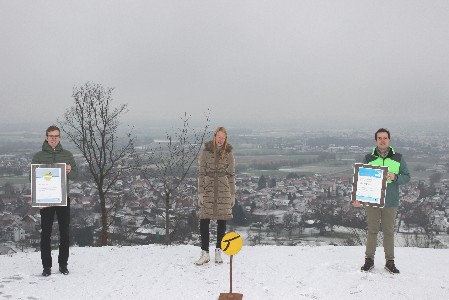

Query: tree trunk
397,213,403,233
99,191,108,246
165,194,171,245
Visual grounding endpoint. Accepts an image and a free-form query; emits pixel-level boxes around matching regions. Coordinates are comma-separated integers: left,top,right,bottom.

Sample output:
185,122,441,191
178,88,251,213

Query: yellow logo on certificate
43,172,53,181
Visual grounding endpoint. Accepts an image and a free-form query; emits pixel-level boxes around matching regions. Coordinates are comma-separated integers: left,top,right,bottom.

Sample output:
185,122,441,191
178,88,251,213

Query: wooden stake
230,255,233,293
218,253,243,299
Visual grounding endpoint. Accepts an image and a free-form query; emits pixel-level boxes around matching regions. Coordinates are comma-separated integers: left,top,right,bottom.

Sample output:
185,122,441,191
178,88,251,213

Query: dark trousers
40,198,70,268
200,219,226,252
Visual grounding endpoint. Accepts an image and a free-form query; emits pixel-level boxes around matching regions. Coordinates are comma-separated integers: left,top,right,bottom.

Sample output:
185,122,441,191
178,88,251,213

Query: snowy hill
1,245,448,299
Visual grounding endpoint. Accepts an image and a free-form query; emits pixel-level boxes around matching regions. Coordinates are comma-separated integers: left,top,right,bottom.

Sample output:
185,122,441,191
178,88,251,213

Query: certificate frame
31,163,67,207
351,163,388,208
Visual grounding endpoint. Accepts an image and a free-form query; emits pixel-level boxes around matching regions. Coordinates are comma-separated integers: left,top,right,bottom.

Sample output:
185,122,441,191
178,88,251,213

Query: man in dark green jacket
353,128,410,274
32,125,78,276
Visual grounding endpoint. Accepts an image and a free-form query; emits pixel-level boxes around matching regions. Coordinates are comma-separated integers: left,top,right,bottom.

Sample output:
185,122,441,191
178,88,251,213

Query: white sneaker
215,248,223,264
195,250,210,265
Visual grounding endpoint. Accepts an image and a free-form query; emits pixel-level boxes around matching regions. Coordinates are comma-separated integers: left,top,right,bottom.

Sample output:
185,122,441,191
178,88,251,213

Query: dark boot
385,260,400,274
42,267,51,277
361,257,374,272
59,265,69,275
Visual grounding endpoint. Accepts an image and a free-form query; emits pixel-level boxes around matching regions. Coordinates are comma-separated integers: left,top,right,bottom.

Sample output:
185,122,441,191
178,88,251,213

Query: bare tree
59,82,134,246
136,111,210,245
283,213,294,240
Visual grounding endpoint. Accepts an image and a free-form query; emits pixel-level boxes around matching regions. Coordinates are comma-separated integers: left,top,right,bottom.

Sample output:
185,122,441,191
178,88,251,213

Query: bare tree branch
134,110,211,245
59,82,135,246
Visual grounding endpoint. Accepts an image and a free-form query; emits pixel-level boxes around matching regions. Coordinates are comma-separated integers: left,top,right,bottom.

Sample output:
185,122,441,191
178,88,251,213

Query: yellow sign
221,232,243,256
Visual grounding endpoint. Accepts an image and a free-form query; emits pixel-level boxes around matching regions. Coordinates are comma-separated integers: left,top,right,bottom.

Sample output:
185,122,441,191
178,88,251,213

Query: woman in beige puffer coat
195,127,235,265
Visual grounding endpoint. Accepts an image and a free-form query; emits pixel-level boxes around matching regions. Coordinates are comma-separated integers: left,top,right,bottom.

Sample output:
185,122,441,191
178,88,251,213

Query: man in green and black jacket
353,128,410,274
32,125,78,277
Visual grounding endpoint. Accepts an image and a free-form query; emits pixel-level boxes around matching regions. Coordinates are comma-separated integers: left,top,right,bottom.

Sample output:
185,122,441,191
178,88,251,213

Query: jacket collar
42,140,63,153
204,140,233,153
371,146,395,158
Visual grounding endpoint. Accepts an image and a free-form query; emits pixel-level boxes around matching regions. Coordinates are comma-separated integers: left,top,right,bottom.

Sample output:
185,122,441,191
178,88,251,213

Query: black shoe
385,260,400,274
361,257,374,272
59,265,69,275
42,267,51,277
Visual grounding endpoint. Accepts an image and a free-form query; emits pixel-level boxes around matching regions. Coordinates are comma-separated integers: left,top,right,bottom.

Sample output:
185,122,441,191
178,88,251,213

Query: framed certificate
31,163,67,207
351,163,388,208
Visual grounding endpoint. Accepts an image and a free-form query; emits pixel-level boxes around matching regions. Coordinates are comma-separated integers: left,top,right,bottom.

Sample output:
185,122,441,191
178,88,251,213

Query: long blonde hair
213,126,228,160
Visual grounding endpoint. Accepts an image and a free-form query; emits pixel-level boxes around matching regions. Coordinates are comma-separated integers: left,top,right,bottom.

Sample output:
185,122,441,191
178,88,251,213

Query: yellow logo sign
221,232,243,256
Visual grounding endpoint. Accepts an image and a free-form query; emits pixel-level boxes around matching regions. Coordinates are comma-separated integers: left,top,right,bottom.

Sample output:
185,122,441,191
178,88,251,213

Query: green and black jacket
31,141,78,194
362,146,410,207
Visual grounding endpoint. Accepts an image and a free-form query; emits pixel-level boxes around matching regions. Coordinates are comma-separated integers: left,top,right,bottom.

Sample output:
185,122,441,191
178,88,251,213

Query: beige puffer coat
198,141,235,220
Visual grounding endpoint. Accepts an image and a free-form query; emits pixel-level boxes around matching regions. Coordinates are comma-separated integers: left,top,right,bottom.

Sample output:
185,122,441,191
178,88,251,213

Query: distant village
2,129,449,254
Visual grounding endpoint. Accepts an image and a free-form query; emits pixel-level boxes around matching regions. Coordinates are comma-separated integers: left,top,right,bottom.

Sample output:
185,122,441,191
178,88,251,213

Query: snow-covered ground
1,245,448,299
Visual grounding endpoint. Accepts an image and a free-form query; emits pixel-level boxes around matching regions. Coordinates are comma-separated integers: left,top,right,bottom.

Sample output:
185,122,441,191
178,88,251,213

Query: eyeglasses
47,135,60,138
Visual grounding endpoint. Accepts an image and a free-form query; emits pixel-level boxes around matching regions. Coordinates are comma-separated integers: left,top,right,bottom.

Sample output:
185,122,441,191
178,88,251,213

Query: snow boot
215,248,223,264
195,250,210,265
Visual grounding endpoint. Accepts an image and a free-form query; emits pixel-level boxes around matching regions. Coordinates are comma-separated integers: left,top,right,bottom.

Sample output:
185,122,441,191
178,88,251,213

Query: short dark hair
46,125,60,136
375,128,390,140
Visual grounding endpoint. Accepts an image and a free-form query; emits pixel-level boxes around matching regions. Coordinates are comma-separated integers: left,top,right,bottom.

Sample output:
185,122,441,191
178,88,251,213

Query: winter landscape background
2,125,449,300
2,1,449,299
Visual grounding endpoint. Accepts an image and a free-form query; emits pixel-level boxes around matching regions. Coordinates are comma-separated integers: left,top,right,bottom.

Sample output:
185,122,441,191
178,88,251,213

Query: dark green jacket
363,146,410,207
31,141,78,194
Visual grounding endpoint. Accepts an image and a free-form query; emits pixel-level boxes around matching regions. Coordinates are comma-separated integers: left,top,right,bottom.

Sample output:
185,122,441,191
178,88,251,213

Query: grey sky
1,0,449,129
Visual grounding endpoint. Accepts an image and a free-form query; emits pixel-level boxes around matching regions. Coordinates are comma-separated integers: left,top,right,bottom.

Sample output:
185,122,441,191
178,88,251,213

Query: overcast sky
1,0,449,130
